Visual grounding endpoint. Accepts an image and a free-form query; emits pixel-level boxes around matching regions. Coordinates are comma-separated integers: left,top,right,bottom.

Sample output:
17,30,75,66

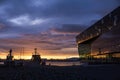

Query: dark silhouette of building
76,6,120,59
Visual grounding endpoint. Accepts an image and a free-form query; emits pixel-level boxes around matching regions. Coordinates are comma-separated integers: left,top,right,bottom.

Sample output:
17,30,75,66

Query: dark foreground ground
0,65,120,80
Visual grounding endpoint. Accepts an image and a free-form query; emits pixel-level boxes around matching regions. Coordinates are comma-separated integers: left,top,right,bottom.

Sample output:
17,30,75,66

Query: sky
0,0,119,59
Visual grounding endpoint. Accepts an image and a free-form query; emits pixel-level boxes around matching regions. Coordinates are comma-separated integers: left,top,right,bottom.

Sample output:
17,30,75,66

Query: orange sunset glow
0,47,79,59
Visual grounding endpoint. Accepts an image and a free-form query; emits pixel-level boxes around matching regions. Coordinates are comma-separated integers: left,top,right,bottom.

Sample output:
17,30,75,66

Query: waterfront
0,61,81,66
46,61,80,66
0,64,120,80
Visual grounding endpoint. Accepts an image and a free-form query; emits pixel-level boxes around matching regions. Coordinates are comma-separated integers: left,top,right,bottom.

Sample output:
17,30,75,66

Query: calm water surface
0,61,81,66
46,61,80,66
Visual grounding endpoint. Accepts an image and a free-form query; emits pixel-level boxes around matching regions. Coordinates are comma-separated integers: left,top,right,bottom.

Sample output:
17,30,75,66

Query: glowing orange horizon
0,52,79,60
0,47,79,60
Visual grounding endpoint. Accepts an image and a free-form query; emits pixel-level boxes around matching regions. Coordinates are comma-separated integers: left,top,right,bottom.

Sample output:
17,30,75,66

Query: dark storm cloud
0,0,119,24
0,0,119,35
29,32,77,50
52,24,86,33
36,41,62,45
0,0,119,31
0,31,77,51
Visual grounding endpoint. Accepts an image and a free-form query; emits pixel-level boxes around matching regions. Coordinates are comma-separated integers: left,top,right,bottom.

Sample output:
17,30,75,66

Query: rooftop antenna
9,49,12,57
6,49,13,61
34,48,37,55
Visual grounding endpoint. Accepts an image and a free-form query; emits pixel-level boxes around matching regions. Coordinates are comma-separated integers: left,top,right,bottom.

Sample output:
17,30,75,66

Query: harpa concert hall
76,6,120,60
